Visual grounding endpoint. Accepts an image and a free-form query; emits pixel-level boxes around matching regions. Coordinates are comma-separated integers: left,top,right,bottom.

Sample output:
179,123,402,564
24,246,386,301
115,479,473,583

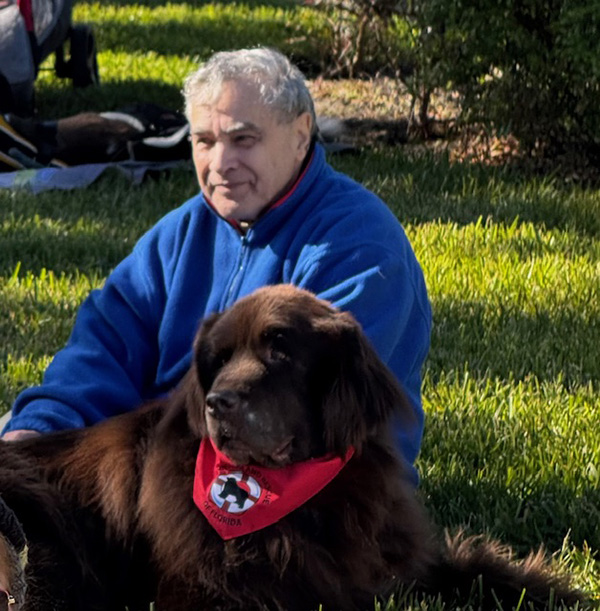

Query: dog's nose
205,390,241,417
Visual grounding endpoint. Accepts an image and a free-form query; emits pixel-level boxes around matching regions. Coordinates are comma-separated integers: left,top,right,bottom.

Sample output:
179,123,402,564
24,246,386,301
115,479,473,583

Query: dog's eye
214,348,233,368
263,330,290,362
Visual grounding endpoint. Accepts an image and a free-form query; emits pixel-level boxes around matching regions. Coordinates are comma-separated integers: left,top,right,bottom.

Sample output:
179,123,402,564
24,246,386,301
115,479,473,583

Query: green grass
332,153,600,602
1,0,599,608
34,0,330,116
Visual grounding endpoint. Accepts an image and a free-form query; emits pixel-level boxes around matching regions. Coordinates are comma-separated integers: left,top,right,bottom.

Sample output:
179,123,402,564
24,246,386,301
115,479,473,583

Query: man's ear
293,112,313,161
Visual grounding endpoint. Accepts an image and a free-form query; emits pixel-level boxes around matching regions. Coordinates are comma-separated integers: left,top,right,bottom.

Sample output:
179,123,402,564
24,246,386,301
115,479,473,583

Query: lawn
0,0,599,607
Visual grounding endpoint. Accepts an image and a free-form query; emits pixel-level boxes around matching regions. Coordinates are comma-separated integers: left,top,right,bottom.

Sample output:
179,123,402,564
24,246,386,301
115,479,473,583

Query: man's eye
194,137,214,148
235,134,256,147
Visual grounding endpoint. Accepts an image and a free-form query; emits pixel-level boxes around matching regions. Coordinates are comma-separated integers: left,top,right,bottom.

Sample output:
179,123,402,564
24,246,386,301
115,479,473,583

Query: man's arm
1,430,40,441
2,225,169,437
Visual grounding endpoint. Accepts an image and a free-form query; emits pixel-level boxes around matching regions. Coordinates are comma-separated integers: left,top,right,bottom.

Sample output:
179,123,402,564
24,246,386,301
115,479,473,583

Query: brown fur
0,285,585,610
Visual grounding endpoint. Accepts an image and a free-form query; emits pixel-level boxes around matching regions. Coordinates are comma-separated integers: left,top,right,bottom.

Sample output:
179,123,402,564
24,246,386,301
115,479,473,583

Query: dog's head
187,285,412,467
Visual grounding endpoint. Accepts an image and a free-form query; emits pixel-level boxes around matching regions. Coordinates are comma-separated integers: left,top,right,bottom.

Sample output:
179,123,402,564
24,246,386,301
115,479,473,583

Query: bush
435,0,600,160
308,0,414,78
314,0,600,161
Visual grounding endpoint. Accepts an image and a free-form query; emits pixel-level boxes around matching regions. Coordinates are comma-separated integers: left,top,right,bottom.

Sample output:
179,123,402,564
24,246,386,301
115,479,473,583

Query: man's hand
1,430,41,442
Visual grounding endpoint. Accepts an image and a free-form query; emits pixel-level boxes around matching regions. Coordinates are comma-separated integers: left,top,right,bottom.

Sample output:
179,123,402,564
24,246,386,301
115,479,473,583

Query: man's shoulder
306,171,405,241
127,193,221,267
136,192,216,244
152,192,207,230
309,157,397,221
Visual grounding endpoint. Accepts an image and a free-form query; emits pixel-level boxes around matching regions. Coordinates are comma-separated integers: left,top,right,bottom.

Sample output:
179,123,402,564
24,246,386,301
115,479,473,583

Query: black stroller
0,0,99,116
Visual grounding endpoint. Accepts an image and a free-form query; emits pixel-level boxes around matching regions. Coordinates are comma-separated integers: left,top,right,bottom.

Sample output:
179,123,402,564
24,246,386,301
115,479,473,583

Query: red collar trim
193,438,354,540
265,148,314,212
204,148,315,233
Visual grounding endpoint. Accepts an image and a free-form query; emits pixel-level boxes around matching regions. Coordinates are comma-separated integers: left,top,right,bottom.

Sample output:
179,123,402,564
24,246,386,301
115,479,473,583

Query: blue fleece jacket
5,145,431,480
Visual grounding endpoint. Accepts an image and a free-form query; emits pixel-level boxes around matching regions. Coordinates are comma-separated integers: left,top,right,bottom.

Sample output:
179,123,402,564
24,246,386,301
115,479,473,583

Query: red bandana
193,438,354,540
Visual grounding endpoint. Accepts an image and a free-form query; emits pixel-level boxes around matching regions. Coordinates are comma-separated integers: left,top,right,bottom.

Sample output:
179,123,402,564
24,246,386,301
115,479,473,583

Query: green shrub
434,0,600,159
314,0,600,160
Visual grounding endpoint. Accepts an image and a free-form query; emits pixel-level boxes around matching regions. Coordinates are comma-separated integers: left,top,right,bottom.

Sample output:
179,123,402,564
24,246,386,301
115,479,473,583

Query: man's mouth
211,181,246,190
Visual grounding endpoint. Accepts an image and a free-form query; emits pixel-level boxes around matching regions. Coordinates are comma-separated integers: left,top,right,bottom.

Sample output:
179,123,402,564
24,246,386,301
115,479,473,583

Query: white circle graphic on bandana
211,471,262,514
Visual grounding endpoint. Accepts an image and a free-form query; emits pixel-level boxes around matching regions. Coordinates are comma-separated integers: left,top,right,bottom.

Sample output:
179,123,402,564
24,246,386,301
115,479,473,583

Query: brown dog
0,285,583,610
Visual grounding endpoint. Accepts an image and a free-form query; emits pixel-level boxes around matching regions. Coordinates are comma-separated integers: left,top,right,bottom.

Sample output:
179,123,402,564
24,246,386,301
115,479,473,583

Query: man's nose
209,141,237,174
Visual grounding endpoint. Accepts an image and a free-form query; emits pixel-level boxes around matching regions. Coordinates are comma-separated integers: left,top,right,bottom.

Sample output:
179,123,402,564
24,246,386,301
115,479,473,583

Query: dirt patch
310,77,461,151
309,77,600,183
309,77,520,164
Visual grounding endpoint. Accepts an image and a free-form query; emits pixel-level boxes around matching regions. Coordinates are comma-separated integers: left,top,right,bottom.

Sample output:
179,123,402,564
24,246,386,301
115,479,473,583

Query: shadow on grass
332,149,600,238
35,79,186,119
428,298,599,387
420,473,600,553
0,224,133,278
0,167,197,277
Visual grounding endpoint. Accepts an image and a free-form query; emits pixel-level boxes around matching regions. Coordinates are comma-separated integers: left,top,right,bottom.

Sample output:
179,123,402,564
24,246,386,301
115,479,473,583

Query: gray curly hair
183,47,317,136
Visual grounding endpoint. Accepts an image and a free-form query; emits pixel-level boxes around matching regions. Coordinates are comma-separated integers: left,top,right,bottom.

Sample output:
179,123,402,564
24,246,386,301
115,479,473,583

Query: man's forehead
189,80,280,131
191,117,262,135
190,100,275,133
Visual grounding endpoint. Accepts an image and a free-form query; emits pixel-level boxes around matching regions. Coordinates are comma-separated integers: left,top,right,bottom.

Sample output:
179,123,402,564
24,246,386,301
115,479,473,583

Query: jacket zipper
225,233,249,306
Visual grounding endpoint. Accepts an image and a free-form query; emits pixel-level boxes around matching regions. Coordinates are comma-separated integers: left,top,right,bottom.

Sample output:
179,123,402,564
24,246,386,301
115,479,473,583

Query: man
1,47,431,483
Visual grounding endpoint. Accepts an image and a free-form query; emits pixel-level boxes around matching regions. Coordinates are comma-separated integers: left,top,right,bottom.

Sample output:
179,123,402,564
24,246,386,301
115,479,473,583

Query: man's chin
208,195,267,224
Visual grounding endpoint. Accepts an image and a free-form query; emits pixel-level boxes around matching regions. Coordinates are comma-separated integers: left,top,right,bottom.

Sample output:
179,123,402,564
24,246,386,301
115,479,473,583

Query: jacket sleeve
3,226,169,434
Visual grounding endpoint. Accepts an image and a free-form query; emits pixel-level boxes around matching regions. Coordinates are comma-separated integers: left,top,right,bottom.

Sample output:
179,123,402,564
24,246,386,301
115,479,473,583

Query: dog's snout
206,390,241,417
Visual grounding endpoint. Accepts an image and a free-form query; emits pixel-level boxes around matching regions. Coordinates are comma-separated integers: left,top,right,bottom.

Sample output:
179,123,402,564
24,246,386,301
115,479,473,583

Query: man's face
189,80,312,222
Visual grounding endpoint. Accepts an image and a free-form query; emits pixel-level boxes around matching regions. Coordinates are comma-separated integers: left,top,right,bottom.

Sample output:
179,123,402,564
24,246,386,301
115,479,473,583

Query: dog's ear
160,313,222,439
192,312,223,393
315,312,414,455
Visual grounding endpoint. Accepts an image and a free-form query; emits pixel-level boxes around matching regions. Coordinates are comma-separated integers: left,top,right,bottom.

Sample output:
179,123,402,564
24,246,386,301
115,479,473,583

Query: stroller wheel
68,24,100,87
